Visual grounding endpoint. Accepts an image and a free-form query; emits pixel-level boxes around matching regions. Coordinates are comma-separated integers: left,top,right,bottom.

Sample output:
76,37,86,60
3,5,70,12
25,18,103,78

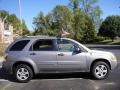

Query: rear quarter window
9,40,30,51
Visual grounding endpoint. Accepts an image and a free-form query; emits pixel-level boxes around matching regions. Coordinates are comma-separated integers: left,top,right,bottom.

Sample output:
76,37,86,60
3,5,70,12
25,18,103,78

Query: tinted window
10,40,30,51
32,40,54,51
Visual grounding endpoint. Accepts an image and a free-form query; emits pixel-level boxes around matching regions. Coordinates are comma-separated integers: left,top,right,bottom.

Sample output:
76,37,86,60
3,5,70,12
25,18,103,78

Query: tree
22,20,30,35
82,15,96,43
33,12,48,35
33,1,96,42
52,5,73,35
72,9,85,41
98,15,120,41
81,0,102,31
69,0,102,31
69,0,80,10
0,10,9,21
0,10,30,36
33,5,73,36
7,14,21,33
69,0,96,42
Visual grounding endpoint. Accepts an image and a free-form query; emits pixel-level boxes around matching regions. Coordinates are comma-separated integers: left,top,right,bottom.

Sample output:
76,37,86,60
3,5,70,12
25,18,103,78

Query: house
0,18,13,44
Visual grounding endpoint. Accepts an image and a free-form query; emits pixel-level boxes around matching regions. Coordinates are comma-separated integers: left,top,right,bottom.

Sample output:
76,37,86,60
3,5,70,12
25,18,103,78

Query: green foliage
22,20,30,35
33,5,73,36
33,1,99,43
69,0,102,31
8,14,21,33
69,0,80,10
81,15,96,43
72,9,85,41
52,5,73,31
98,15,120,41
70,0,96,42
33,12,47,35
0,44,6,56
0,10,9,21
0,10,30,36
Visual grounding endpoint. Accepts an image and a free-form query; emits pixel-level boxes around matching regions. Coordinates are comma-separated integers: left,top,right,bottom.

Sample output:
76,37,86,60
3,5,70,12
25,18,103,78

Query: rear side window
10,40,30,51
31,40,55,51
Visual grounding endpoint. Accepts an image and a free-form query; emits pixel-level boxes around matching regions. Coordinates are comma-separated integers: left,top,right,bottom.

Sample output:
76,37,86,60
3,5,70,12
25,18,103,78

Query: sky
0,0,120,31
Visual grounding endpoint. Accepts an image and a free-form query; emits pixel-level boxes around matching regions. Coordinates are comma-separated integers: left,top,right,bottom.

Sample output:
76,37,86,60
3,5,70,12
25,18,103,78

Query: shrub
0,44,6,57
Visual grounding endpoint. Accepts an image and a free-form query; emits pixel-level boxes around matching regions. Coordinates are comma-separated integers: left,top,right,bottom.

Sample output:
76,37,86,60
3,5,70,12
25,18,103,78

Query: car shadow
0,67,93,82
0,68,16,82
34,72,92,80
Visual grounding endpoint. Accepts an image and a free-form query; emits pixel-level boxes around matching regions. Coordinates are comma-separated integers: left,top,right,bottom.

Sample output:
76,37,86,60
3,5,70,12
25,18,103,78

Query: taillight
4,54,8,60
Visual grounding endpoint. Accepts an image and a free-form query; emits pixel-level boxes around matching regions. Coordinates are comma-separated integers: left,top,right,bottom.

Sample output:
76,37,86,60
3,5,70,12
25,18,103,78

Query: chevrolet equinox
3,36,117,83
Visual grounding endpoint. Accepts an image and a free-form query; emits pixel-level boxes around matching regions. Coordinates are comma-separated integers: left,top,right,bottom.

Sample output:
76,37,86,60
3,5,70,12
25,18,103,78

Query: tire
14,64,33,83
91,61,110,80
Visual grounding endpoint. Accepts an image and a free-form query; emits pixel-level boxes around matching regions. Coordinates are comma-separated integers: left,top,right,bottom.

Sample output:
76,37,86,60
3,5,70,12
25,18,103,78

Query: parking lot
0,44,120,90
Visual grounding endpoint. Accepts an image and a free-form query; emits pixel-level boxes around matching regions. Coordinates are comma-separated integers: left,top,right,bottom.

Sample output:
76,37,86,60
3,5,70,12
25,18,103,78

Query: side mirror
74,47,81,53
72,45,81,53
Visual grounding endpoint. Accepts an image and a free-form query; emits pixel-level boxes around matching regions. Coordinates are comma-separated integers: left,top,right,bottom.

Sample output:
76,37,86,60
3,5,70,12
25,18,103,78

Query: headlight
111,54,117,61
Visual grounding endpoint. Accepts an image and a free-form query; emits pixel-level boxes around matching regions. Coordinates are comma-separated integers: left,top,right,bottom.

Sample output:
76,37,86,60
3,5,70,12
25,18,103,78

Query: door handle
30,53,36,55
58,53,64,56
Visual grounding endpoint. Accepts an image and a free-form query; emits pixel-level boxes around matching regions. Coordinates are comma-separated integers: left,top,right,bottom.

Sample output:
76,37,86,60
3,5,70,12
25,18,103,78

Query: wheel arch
90,59,111,71
12,61,37,75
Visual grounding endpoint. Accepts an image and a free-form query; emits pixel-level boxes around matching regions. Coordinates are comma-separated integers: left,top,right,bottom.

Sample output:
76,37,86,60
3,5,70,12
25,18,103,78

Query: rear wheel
14,64,33,83
91,61,110,80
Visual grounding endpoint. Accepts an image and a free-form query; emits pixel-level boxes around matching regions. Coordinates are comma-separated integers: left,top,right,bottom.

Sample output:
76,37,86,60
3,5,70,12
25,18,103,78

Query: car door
29,39,58,72
57,39,87,72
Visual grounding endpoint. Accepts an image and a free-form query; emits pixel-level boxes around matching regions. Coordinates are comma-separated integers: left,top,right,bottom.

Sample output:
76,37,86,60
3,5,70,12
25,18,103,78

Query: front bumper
2,61,14,74
110,60,118,70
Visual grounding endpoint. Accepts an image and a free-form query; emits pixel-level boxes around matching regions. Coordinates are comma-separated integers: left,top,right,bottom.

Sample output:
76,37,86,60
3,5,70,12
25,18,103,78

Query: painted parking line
37,78,83,81
0,82,11,90
0,79,8,82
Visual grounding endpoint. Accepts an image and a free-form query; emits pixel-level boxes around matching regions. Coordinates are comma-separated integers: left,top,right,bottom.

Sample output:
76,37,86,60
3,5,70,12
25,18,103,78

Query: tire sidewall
14,64,33,83
92,62,110,80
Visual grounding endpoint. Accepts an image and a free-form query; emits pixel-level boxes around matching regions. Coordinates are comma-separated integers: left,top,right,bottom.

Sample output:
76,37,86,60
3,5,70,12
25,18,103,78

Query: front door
57,39,87,72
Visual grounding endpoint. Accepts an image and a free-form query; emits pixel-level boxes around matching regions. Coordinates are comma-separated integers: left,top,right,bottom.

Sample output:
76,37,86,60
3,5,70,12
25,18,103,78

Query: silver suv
3,36,117,82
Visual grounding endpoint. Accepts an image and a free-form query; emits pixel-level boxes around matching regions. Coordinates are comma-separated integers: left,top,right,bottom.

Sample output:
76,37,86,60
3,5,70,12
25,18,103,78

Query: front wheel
91,61,110,80
14,64,33,83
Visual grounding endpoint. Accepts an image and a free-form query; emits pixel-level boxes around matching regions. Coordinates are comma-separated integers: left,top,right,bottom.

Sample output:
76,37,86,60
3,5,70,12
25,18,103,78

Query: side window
32,40,54,51
57,39,75,52
10,40,30,51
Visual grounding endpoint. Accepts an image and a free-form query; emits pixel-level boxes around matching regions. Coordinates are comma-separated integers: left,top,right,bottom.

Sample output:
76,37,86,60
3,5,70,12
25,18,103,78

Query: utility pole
19,0,22,36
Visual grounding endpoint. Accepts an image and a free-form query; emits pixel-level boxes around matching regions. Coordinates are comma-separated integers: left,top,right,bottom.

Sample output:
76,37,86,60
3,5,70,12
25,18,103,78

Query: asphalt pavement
0,44,119,90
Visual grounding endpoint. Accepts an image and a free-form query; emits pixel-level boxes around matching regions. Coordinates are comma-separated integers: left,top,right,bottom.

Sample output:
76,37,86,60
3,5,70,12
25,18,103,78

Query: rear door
29,39,58,72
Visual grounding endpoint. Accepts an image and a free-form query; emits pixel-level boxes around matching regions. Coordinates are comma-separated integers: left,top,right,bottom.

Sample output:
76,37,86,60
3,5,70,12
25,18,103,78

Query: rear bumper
2,61,14,74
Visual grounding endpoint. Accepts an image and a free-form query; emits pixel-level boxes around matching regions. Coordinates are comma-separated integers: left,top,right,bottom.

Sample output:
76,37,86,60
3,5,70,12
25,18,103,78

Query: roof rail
24,35,50,38
22,35,57,39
